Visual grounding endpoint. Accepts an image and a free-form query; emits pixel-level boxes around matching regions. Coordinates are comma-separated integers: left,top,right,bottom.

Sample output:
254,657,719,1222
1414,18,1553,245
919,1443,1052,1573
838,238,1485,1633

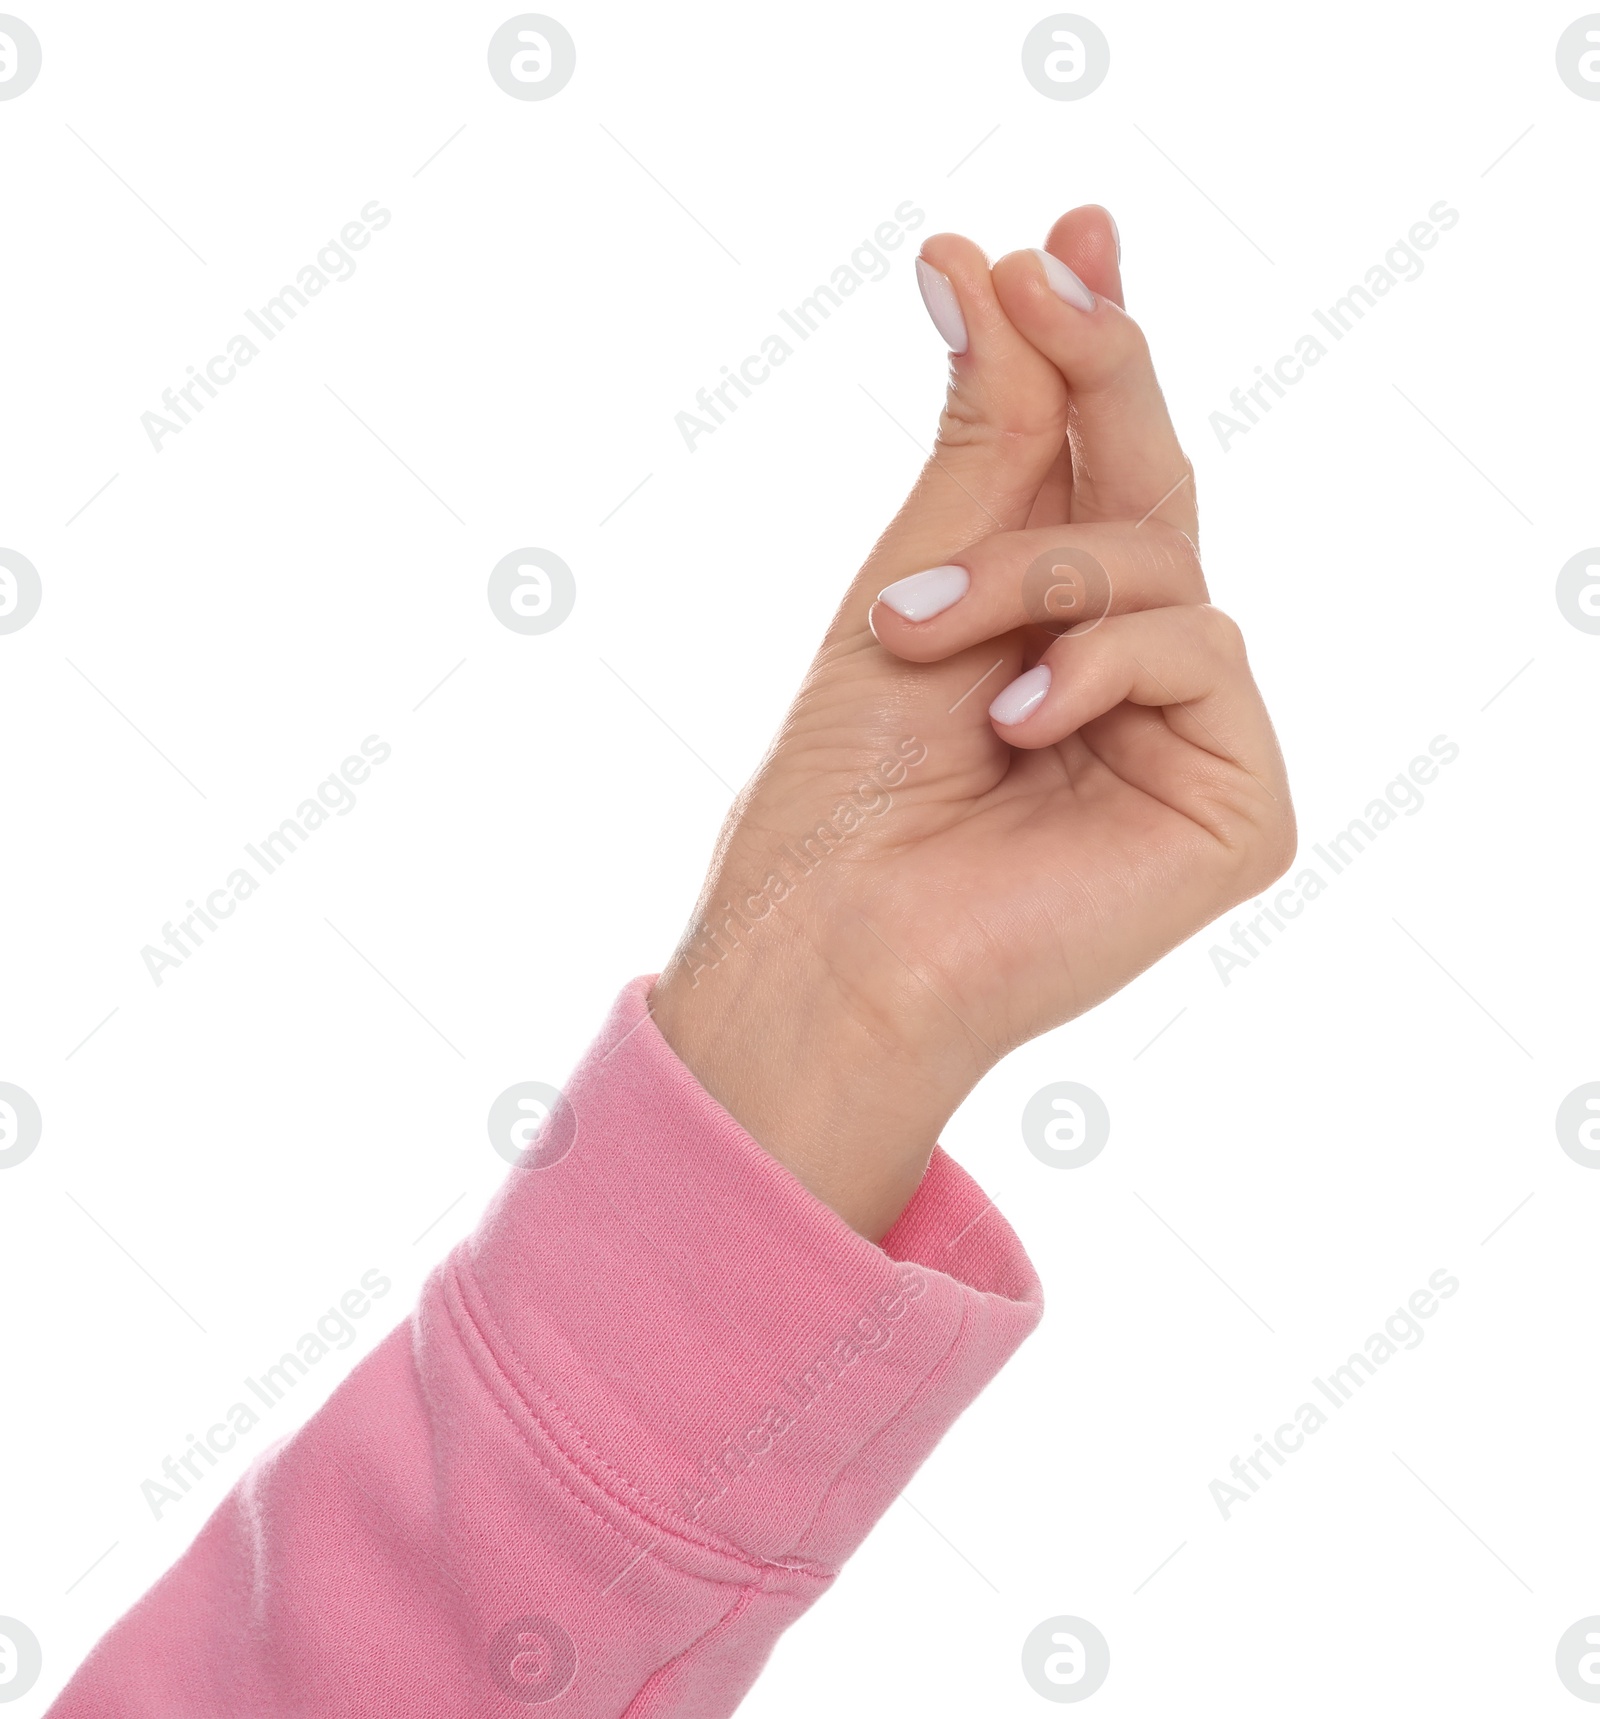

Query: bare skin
651,207,1295,1240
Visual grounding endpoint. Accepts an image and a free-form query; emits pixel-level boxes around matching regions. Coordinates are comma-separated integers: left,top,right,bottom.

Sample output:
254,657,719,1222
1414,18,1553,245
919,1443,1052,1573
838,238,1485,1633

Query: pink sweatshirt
46,979,1042,1716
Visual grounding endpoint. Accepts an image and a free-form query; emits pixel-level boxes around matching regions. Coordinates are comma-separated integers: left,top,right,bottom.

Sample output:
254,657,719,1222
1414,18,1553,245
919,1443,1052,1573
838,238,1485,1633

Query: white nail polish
877,564,970,622
916,257,968,354
1032,248,1095,312
1109,213,1121,264
989,664,1051,726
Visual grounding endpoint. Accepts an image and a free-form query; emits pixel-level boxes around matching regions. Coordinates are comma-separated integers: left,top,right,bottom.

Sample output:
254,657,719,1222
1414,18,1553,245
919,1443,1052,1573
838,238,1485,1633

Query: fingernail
989,664,1051,726
1108,213,1121,264
1032,248,1095,312
877,564,970,622
915,257,968,354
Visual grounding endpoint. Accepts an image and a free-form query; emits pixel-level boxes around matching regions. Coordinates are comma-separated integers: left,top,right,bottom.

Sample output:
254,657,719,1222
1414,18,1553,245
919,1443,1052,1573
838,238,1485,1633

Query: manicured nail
989,664,1051,726
1109,213,1121,264
877,564,970,622
1032,248,1095,312
915,257,968,354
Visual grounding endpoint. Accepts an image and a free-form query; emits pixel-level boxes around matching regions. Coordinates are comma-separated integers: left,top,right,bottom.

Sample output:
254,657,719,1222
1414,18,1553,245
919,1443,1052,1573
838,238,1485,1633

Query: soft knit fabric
46,978,1042,1717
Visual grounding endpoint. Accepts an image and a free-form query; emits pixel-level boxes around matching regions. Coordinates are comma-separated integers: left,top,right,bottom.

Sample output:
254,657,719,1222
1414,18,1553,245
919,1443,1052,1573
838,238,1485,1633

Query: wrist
650,924,976,1241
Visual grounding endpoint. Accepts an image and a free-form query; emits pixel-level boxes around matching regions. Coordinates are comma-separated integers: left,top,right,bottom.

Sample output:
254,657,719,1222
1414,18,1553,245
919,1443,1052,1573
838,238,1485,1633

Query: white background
2,1,1597,1712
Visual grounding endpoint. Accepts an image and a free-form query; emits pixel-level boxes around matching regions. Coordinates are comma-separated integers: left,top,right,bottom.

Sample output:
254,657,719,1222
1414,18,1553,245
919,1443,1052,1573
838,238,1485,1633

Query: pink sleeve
47,978,1042,1717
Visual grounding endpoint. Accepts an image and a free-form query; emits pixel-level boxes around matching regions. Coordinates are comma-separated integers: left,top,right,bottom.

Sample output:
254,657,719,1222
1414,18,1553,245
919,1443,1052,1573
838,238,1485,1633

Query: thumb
832,233,1069,636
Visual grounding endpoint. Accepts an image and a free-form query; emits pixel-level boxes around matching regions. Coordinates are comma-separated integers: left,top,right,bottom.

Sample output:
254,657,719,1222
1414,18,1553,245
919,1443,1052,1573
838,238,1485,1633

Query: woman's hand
650,206,1294,1239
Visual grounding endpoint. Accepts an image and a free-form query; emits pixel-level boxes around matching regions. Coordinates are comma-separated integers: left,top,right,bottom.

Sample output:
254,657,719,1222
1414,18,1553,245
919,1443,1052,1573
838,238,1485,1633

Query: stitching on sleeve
439,1256,824,1582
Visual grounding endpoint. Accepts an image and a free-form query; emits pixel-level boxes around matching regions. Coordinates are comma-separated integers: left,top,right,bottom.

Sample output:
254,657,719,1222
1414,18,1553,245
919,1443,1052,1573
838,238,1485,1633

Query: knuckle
1197,603,1248,663
932,393,991,454
1206,783,1296,896
1110,310,1152,370
1147,518,1205,593
1251,802,1300,887
1070,310,1152,390
1145,456,1199,526
934,381,1066,455
1175,455,1199,515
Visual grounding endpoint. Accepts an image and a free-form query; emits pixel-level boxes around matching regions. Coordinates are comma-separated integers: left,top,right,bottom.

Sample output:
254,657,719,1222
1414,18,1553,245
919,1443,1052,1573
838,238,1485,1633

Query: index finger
993,224,1197,541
